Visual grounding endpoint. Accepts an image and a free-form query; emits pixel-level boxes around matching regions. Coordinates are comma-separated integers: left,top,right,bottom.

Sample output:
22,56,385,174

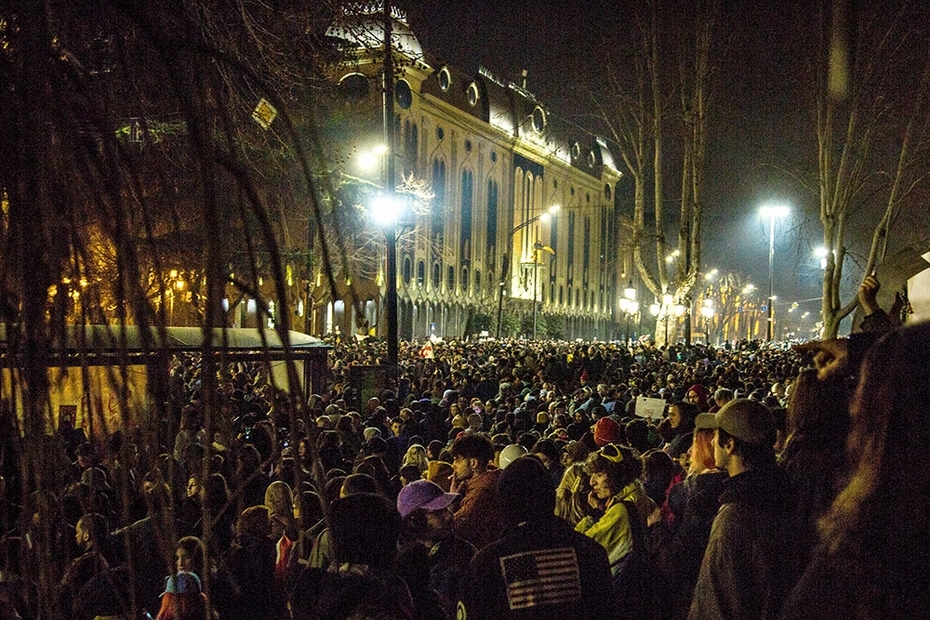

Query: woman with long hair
782,323,930,620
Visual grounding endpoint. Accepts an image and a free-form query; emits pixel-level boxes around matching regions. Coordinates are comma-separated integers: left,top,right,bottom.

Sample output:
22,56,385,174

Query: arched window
402,257,412,285
431,159,446,241
461,169,473,259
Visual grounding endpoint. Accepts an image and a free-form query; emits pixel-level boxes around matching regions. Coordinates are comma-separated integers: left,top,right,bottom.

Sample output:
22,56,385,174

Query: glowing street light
357,144,388,171
496,204,560,338
618,282,639,344
650,293,685,345
760,204,789,341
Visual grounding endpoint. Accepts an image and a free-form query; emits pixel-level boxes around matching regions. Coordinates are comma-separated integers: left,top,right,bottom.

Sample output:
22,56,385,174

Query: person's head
397,480,459,545
592,417,622,447
75,512,108,551
237,505,271,538
294,490,324,527
641,449,675,489
624,418,650,453
202,472,229,509
786,368,850,439
696,399,775,475
713,387,734,408
175,536,206,576
426,440,445,461
688,428,717,474
584,443,641,499
498,443,528,470
340,472,379,498
450,434,493,481
390,417,405,437
667,401,699,431
264,480,294,520
401,444,429,473
328,493,401,569
498,456,556,524
531,438,561,469
561,440,590,467
399,464,422,485
186,475,202,499
685,384,709,410
426,460,454,491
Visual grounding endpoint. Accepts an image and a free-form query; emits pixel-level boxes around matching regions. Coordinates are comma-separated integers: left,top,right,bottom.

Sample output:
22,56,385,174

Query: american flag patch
500,547,582,610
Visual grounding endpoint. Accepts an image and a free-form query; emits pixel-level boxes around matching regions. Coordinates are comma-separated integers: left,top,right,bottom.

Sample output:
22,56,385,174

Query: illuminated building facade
321,8,631,341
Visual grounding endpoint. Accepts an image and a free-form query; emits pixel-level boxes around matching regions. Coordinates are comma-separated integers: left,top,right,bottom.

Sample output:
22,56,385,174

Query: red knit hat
593,417,621,446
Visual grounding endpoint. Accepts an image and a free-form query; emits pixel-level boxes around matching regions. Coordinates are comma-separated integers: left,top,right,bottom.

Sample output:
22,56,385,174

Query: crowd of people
0,279,925,620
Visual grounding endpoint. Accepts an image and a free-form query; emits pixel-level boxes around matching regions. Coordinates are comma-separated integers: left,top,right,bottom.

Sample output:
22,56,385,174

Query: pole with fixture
382,0,398,369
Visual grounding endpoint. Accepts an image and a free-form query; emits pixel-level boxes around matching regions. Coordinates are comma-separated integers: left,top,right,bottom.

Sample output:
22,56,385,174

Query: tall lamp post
618,282,639,344
531,241,555,339
760,205,789,342
381,0,398,368
496,204,560,338
700,299,715,344
650,293,685,346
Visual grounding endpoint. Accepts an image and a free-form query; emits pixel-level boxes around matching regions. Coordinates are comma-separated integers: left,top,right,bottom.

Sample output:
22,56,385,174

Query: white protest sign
635,396,667,420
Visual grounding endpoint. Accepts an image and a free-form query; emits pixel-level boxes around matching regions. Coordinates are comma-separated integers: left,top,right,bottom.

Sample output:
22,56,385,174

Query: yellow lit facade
322,9,630,340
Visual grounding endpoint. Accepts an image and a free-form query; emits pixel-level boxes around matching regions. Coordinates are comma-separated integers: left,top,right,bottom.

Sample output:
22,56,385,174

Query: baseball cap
396,480,460,518
694,399,774,446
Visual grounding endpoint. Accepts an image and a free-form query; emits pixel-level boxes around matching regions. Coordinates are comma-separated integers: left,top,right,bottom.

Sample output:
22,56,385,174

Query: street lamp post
382,0,398,368
618,282,638,344
760,205,789,341
700,298,715,344
496,205,559,338
650,293,685,347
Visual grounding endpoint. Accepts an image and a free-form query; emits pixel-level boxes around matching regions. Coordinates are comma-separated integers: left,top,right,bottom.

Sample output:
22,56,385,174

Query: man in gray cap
688,399,800,620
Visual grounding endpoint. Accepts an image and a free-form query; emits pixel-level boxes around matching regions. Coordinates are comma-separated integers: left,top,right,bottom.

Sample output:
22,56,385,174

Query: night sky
400,0,889,323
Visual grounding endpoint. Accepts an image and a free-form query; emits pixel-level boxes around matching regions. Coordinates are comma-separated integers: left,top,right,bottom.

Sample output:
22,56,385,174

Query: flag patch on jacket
500,547,582,609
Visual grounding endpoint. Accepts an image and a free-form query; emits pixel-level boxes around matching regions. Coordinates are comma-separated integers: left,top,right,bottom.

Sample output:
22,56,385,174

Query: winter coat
689,467,800,620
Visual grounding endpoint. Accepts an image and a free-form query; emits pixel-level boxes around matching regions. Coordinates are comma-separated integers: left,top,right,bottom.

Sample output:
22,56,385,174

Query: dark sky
402,1,861,321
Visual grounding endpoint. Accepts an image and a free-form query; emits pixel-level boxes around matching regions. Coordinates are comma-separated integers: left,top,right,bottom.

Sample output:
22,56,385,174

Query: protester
449,434,504,551
688,400,800,620
396,479,474,618
459,457,617,619
575,444,656,571
781,322,930,620
13,331,866,619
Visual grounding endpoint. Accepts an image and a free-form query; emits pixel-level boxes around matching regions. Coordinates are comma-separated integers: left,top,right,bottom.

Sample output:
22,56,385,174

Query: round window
467,82,480,107
604,184,612,201
571,142,581,160
587,151,597,168
395,79,412,109
464,139,472,152
437,126,445,141
490,151,497,163
531,106,546,133
438,67,452,92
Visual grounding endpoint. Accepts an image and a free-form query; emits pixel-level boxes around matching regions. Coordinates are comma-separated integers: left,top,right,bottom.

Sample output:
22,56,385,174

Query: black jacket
459,515,616,620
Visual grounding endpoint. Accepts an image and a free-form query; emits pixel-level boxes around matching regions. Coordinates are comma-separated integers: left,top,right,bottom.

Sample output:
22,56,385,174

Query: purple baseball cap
397,480,459,518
